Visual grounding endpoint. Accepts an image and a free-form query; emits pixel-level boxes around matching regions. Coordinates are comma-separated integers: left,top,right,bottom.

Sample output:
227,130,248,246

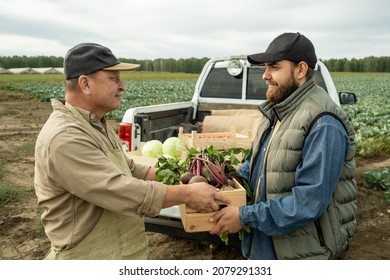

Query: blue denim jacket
238,115,350,259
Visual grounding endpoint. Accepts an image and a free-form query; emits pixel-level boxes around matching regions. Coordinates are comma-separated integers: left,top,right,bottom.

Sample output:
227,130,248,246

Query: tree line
0,55,389,73
323,56,390,72
0,55,209,74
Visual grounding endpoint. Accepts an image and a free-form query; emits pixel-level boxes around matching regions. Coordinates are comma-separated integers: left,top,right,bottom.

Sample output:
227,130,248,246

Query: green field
331,73,390,157
0,72,389,158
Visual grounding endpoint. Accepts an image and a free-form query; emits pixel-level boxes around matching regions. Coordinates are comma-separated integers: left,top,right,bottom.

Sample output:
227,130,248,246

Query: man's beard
266,75,299,103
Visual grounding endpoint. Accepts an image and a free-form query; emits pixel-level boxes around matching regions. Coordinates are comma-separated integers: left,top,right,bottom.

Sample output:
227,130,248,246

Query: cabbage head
141,140,163,158
162,137,187,160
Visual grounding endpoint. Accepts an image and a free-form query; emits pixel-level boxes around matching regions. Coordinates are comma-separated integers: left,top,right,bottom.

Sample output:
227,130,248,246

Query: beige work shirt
34,99,167,251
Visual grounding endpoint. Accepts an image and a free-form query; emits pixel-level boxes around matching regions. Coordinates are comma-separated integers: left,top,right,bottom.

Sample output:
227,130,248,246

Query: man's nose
118,80,125,91
262,69,270,81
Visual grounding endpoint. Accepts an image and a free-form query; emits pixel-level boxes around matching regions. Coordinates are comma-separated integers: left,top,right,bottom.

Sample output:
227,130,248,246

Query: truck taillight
118,123,132,151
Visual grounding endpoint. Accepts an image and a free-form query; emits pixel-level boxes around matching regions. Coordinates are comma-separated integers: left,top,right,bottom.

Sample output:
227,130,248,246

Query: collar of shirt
72,106,108,136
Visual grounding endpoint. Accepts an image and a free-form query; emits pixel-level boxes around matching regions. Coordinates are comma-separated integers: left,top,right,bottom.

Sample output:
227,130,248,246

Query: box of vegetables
179,178,246,232
178,126,253,150
155,144,251,233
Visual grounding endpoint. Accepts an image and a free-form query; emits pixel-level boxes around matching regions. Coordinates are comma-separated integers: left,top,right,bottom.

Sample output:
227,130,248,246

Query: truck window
247,67,267,100
200,68,242,99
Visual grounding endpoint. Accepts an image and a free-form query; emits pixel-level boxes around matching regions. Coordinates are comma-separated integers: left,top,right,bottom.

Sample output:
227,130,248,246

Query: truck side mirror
339,92,357,105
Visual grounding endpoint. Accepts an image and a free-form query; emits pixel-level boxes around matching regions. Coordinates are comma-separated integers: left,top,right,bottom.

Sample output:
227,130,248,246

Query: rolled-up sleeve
125,154,153,180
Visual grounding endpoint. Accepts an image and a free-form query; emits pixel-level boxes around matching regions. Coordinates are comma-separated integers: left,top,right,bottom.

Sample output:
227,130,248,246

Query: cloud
0,0,389,59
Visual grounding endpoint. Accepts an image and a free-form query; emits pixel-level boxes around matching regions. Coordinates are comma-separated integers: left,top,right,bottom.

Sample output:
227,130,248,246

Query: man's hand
185,182,230,212
209,206,242,235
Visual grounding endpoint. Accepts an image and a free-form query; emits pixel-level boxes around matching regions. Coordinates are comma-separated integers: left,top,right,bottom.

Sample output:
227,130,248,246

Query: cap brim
103,62,140,71
247,52,283,65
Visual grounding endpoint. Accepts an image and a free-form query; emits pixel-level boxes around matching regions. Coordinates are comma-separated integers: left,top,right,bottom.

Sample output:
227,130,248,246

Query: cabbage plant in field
333,73,390,157
108,80,195,121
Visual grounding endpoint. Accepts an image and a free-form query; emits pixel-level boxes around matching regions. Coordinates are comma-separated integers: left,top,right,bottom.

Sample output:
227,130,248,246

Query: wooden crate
179,178,246,232
178,126,252,149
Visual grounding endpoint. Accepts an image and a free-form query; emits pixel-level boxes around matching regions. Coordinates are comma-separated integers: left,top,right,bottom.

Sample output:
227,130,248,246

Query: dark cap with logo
247,32,317,69
64,43,140,79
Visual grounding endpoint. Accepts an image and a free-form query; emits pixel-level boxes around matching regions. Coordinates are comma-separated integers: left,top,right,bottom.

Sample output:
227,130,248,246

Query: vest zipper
314,219,326,247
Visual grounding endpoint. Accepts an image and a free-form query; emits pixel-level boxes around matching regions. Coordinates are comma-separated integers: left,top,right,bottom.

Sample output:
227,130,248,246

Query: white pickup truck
118,56,357,246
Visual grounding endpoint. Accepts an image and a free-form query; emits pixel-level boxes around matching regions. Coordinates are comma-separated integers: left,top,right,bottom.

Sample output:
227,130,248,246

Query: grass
19,141,37,154
121,71,199,80
0,159,24,206
0,108,18,117
0,181,24,207
0,142,33,206
0,141,45,235
0,73,64,83
33,208,47,237
0,90,40,101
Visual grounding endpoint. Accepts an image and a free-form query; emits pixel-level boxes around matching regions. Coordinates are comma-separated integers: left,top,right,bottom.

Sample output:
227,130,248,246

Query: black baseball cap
64,43,140,79
248,32,317,69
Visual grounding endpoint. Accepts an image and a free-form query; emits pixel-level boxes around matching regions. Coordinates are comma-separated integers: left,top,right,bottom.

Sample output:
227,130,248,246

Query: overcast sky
0,0,389,61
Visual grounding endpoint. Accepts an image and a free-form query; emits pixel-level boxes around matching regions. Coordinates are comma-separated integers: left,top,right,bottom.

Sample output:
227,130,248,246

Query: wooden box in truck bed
178,109,261,149
178,126,253,149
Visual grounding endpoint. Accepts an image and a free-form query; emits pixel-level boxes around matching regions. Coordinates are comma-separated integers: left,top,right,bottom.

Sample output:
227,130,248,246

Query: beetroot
180,171,194,184
188,175,208,184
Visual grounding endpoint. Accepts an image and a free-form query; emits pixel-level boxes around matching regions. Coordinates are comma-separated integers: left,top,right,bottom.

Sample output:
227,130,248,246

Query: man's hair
292,61,315,80
306,67,314,80
64,78,79,92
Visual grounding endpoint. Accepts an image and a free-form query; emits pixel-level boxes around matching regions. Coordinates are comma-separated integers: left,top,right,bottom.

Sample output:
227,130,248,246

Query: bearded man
209,32,358,260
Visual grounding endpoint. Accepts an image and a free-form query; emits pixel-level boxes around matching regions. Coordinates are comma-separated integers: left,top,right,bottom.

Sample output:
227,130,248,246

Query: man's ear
78,75,91,93
296,62,308,79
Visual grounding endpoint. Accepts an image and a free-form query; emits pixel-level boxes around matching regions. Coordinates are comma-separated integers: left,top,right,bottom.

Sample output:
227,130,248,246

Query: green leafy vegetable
363,168,390,191
155,156,186,185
